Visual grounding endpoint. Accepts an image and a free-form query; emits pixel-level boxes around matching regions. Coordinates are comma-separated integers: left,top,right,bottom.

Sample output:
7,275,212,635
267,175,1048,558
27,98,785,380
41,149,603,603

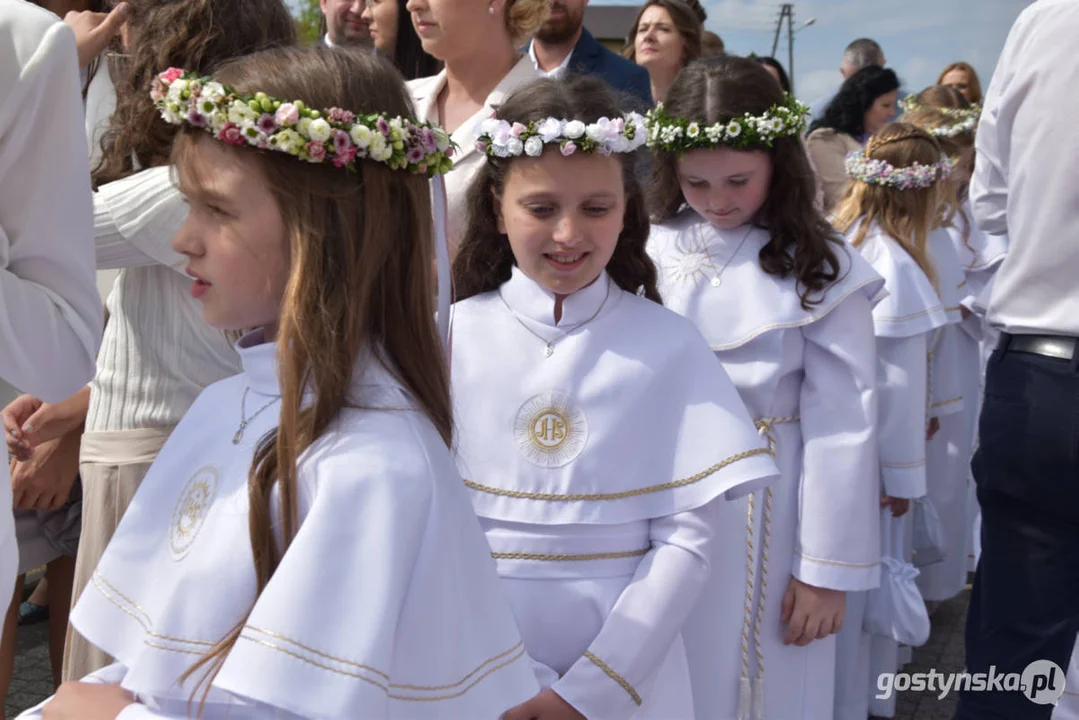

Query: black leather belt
1002,333,1078,361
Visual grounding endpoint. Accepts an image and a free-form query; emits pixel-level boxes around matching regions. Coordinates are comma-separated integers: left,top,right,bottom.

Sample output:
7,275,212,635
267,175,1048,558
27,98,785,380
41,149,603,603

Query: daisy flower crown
474,113,649,158
845,150,955,190
644,94,811,153
151,68,455,176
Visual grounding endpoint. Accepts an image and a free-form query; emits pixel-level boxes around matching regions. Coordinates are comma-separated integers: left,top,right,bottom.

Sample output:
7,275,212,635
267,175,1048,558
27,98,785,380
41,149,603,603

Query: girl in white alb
450,77,780,720
18,48,539,720
645,55,885,720
830,122,959,720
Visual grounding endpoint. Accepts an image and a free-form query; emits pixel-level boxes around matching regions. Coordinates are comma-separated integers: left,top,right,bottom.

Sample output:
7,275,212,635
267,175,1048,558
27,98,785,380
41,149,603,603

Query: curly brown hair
453,76,660,303
91,0,296,188
649,55,842,309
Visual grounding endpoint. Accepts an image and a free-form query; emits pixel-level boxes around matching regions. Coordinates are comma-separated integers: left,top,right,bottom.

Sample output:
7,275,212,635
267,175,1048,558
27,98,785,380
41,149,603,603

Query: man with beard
528,0,651,109
319,0,372,48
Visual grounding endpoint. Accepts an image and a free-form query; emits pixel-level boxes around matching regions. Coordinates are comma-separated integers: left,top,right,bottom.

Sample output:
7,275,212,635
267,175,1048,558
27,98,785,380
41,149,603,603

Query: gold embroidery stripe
245,626,391,680
465,447,771,501
491,547,651,562
874,304,946,323
239,634,527,702
144,640,206,657
90,573,216,647
931,397,962,409
797,552,880,569
881,460,926,469
583,651,642,706
946,306,962,312
388,641,524,691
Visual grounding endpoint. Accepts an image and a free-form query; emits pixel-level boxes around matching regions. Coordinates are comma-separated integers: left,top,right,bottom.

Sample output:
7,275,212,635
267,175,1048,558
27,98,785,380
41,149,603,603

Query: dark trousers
955,342,1079,718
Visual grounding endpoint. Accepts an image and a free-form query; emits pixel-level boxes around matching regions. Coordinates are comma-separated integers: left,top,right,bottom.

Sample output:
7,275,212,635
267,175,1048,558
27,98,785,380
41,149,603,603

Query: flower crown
899,96,981,137
474,114,648,158
151,68,455,176
845,150,955,190
644,94,810,153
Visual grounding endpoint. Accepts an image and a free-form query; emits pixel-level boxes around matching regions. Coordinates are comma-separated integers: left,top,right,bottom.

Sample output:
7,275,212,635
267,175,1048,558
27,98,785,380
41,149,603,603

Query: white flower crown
644,94,811,153
899,96,981,138
474,114,648,158
845,150,955,190
151,68,455,175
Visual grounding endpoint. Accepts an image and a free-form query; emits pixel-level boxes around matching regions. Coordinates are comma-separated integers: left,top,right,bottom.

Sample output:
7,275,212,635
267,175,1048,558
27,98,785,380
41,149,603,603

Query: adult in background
0,0,105,673
809,38,904,123
320,0,371,47
623,0,702,104
937,61,983,106
757,55,791,93
362,0,440,80
527,0,651,109
407,0,548,257
805,66,899,210
956,1,1079,718
700,30,724,57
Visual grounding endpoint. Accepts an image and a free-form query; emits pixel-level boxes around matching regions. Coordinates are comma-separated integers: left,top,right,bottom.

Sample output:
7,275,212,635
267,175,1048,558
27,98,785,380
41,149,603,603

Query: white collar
527,40,574,79
500,266,613,328
235,330,279,397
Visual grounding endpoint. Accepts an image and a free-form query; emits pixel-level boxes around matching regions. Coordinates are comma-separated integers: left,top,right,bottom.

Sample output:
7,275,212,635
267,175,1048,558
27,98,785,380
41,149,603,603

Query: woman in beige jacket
806,66,899,210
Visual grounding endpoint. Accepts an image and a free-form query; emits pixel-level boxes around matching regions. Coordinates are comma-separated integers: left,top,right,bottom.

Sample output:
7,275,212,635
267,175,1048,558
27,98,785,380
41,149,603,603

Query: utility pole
770,4,795,94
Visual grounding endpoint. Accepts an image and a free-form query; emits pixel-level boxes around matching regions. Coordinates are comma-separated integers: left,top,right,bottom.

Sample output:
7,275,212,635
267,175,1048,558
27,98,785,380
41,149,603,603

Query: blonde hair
506,0,550,43
936,61,983,105
173,46,451,707
832,123,945,289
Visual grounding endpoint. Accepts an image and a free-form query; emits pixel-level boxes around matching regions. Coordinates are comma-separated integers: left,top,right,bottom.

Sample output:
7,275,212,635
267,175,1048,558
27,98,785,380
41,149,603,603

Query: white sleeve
552,500,718,720
794,292,881,591
0,21,102,402
969,14,1020,236
877,335,929,499
93,166,190,274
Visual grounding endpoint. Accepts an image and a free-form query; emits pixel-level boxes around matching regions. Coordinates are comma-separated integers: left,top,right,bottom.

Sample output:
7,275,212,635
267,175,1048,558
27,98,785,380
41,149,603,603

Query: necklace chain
499,276,613,358
233,387,279,445
696,224,754,288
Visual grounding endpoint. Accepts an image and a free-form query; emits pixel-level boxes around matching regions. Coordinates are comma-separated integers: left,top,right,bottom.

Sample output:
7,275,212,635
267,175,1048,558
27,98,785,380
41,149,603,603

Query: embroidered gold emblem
169,466,219,559
514,392,587,468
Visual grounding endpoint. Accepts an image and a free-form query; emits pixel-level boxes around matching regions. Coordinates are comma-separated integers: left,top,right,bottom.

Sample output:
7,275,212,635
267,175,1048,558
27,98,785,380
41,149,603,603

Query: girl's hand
43,682,135,720
780,577,845,646
3,388,90,459
63,3,130,68
881,495,911,517
502,689,586,720
927,416,941,441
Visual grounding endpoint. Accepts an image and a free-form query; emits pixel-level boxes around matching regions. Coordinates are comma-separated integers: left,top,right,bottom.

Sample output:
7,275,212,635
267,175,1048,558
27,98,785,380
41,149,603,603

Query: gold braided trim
90,572,216,648
143,640,206,657
881,459,926,469
464,447,771,501
491,547,651,562
583,651,642,706
931,396,962,409
239,633,527,701
945,306,962,313
874,304,947,323
245,626,391,680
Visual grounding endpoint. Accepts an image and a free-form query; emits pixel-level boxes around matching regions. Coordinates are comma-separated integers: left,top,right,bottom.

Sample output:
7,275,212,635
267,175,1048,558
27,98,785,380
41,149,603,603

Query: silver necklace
696,224,754,288
233,388,279,445
499,276,613,358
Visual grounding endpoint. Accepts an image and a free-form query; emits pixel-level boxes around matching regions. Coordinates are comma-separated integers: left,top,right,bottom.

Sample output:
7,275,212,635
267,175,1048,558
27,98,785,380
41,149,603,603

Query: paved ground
3,582,972,719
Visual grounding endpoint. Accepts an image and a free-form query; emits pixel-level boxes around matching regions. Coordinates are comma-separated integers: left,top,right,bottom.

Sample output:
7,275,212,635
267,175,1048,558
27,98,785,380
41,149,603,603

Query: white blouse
87,166,240,434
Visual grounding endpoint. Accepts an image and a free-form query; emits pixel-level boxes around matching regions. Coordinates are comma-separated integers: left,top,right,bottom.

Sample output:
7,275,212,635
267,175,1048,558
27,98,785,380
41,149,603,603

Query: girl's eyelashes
729,178,749,188
683,178,708,189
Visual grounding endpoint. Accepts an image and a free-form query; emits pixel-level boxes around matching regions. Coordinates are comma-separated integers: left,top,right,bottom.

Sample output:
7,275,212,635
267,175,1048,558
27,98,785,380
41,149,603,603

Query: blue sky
593,0,1033,103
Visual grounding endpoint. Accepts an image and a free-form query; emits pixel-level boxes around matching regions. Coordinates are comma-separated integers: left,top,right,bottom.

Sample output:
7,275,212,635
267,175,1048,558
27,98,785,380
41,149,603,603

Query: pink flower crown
845,150,954,191
151,68,455,176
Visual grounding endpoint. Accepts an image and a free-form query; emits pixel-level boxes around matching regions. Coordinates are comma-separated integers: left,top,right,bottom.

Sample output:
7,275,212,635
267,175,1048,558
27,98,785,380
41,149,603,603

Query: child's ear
491,187,507,235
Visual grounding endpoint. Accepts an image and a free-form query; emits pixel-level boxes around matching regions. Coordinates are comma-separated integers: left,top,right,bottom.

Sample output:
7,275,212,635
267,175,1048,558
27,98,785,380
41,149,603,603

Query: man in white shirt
320,0,371,48
0,0,105,613
528,0,651,109
956,2,1079,718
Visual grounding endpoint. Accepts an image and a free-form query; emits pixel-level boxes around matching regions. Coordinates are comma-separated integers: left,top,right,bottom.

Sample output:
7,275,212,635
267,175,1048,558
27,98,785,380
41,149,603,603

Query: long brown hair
172,47,452,704
92,0,295,188
936,61,983,105
454,77,660,303
832,123,945,289
622,0,702,66
650,55,842,309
